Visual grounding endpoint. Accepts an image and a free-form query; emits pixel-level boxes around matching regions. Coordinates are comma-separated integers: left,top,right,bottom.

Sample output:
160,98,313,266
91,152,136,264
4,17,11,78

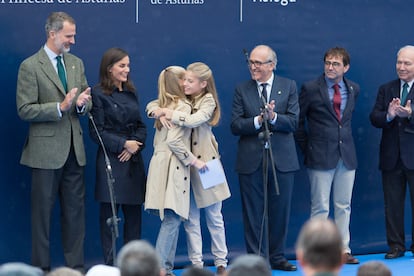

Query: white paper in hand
198,159,227,189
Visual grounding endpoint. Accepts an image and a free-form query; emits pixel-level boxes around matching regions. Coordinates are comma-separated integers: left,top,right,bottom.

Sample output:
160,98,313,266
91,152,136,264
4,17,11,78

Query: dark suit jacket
370,79,414,170
231,75,300,174
295,75,359,170
16,48,91,169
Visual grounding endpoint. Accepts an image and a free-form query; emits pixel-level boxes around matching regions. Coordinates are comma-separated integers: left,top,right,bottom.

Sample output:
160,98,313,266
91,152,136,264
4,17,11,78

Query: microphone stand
88,112,120,266
257,94,280,263
243,49,279,264
259,96,279,196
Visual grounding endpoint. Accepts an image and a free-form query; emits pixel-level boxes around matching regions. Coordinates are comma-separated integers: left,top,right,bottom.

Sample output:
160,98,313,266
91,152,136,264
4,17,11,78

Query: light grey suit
16,47,91,271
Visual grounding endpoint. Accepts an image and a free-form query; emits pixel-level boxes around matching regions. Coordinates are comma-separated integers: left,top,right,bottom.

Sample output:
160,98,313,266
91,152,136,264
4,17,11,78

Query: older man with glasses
231,44,300,271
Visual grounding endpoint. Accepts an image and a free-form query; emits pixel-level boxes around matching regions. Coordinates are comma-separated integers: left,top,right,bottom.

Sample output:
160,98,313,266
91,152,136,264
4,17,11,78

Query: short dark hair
324,47,350,66
296,218,343,270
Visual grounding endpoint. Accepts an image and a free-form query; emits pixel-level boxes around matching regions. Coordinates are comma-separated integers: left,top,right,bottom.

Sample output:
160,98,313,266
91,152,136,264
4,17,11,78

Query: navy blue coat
295,75,359,170
89,86,147,204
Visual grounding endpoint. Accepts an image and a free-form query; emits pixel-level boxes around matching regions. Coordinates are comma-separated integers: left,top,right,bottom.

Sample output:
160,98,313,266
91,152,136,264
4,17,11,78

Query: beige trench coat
171,93,231,208
145,99,196,220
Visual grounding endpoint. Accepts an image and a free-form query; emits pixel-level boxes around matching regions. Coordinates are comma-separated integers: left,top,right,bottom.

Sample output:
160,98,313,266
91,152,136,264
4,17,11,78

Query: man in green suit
16,11,92,273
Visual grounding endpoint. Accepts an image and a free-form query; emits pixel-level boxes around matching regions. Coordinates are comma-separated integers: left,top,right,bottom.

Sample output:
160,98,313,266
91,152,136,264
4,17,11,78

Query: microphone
243,48,249,65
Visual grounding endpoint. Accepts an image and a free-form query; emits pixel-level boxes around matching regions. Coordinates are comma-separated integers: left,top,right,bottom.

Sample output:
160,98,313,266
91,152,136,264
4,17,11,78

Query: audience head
227,254,271,276
0,262,43,276
181,267,214,276
185,62,220,126
357,261,392,276
48,267,83,276
295,218,344,275
117,240,163,276
86,264,120,276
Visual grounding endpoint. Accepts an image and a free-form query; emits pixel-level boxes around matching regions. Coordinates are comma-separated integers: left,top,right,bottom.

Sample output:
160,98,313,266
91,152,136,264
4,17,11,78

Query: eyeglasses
248,60,273,67
324,61,343,68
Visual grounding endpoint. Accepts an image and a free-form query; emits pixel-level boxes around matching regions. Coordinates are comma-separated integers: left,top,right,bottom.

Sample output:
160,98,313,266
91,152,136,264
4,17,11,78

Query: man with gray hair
16,11,91,273
370,45,414,259
227,254,271,276
357,261,392,276
295,219,344,276
117,240,164,276
231,44,299,271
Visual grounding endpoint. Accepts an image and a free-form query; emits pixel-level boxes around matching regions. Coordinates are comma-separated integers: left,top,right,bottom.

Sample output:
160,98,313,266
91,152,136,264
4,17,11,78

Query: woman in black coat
89,47,147,265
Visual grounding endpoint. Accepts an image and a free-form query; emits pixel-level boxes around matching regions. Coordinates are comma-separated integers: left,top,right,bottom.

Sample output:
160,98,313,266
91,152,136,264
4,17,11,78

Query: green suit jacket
16,48,91,169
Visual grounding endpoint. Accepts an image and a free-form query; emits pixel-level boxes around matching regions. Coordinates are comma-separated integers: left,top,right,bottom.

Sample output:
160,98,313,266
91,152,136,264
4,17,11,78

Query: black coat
89,86,147,204
370,79,414,171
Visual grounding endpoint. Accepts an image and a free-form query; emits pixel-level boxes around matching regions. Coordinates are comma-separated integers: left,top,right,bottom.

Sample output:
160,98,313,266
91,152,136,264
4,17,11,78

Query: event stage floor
173,253,413,275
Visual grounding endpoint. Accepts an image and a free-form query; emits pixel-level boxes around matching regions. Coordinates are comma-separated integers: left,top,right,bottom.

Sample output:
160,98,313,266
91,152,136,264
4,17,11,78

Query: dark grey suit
370,79,414,252
16,48,91,271
231,74,299,264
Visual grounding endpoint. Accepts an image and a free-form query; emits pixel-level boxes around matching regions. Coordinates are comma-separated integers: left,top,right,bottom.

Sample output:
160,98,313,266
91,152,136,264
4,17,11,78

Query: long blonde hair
186,62,221,126
155,66,186,130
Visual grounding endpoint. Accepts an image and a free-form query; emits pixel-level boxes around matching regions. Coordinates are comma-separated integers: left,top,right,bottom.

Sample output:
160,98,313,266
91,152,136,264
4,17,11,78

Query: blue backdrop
1,0,413,268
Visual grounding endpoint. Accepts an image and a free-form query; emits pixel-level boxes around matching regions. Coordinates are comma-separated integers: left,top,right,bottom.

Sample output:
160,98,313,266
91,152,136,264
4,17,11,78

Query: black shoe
344,253,360,264
385,247,405,259
271,260,297,271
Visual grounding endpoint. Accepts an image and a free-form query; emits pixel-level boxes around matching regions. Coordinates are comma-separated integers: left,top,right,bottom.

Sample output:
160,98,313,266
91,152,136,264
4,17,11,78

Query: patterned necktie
333,83,341,121
401,82,409,106
261,83,268,103
56,56,67,92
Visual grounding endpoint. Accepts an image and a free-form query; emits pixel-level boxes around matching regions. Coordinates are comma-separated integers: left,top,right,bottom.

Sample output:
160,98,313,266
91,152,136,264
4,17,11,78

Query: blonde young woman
149,62,231,275
145,66,206,276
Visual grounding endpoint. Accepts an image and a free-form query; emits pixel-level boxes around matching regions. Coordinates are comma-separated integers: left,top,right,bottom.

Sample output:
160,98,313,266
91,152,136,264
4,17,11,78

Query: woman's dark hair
98,47,135,94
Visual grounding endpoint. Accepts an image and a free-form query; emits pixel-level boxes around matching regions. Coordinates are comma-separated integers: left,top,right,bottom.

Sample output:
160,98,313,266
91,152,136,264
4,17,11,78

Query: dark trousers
99,202,142,265
382,164,414,252
239,164,294,264
31,148,85,271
